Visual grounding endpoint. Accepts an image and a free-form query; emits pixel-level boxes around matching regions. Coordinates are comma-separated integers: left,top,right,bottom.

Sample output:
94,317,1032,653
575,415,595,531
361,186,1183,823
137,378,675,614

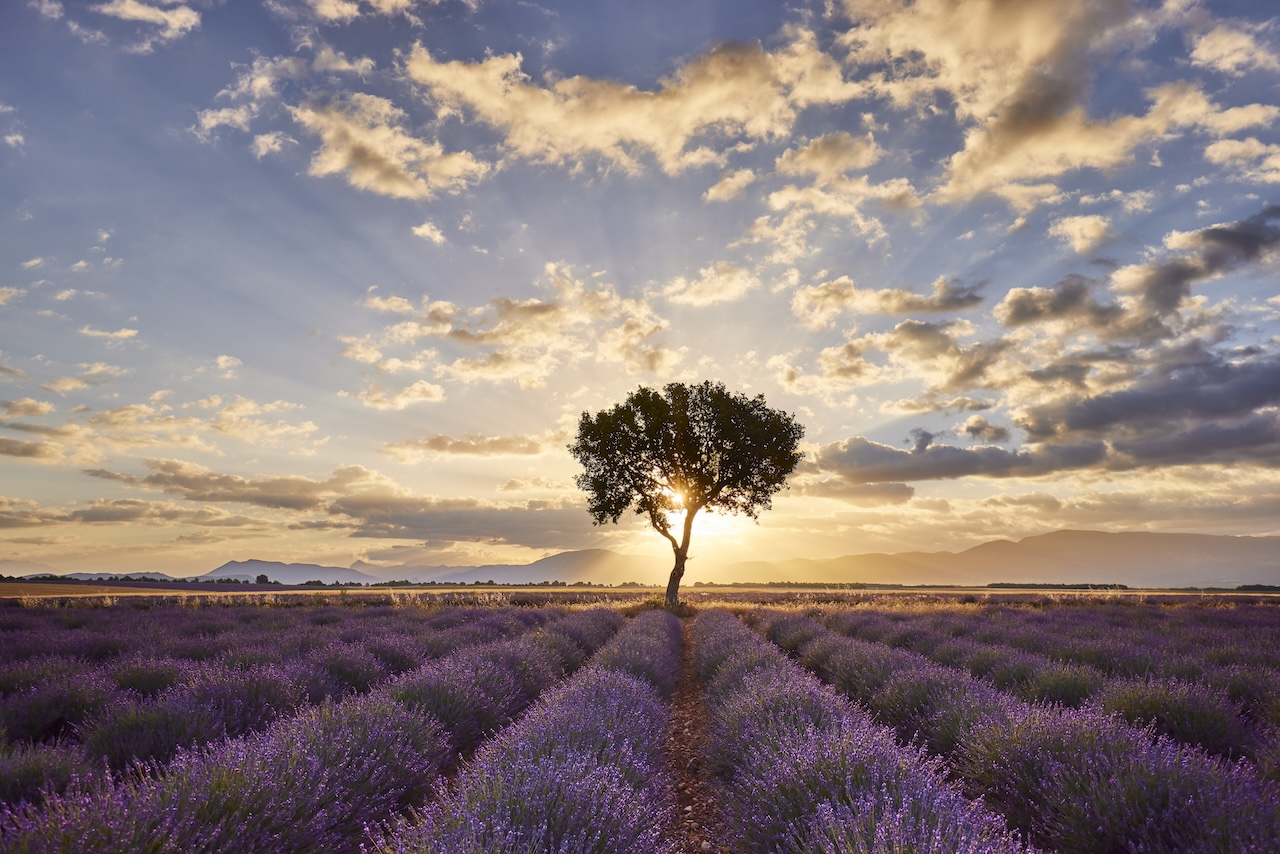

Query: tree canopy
568,381,804,607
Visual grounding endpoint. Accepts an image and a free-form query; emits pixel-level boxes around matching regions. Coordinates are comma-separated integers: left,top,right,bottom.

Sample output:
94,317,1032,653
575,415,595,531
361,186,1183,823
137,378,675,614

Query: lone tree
568,380,804,608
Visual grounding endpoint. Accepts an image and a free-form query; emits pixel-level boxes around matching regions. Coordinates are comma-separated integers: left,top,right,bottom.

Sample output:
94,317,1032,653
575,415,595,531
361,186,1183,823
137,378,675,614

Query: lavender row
0,606,561,805
694,609,1029,853
761,611,1280,852
827,602,1280,717
0,605,551,749
375,608,683,853
0,608,624,851
821,605,1280,773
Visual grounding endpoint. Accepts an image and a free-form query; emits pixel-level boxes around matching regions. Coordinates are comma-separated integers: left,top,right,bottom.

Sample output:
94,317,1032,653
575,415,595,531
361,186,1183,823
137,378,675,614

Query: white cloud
662,261,760,307
21,258,45,269
0,398,55,418
346,380,446,410
403,28,860,177
703,168,757,202
1190,24,1280,76
776,132,882,184
215,355,241,378
412,221,447,244
290,94,491,200
30,0,63,19
0,288,23,306
252,132,296,159
4,133,23,149
79,326,138,340
1049,214,1112,253
1204,137,1280,183
91,0,200,52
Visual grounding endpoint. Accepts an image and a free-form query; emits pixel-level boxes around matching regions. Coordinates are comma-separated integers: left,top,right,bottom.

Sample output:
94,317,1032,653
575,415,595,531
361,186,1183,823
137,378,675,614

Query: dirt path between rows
666,616,732,854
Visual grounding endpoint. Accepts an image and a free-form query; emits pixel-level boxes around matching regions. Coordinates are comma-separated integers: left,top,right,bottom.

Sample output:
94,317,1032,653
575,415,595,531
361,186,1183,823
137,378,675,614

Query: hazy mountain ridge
723,531,1280,588
13,531,1280,588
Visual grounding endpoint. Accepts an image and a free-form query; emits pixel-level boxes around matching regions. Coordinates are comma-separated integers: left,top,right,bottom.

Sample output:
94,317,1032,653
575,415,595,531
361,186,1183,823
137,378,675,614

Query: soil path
666,616,733,854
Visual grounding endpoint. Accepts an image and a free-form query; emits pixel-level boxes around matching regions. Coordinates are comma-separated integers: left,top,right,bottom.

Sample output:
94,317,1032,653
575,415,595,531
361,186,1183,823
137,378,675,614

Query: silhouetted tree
569,381,804,608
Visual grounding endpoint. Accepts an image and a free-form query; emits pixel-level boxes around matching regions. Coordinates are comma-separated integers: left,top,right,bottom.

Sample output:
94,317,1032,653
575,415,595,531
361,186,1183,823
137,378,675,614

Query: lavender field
1,591,1279,852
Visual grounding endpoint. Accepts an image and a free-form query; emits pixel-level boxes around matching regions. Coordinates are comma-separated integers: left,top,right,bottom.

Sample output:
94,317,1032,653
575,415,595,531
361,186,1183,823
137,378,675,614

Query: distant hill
2,559,61,577
60,571,183,582
720,530,1280,588
203,560,382,586
355,549,661,585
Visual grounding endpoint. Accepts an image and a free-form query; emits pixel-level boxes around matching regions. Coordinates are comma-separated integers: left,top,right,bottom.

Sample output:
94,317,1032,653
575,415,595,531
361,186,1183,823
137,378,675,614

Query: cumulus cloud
92,0,200,52
791,275,983,328
412,221,446,244
811,434,1107,484
1204,137,1280,183
252,132,296,159
1190,23,1280,76
345,380,446,410
960,415,1011,442
404,28,860,177
703,168,757,202
776,132,882,184
1050,214,1113,254
0,288,23,306
291,94,491,199
381,433,546,462
343,263,681,389
662,261,760,307
79,326,138,340
0,398,55,418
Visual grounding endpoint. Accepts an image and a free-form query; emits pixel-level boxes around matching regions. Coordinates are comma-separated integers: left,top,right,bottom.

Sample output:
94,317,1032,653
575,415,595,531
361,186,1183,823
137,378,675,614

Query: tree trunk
664,548,687,609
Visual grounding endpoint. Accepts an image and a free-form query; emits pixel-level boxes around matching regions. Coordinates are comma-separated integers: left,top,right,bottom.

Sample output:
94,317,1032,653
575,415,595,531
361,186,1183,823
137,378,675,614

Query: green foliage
568,380,803,605
568,381,804,534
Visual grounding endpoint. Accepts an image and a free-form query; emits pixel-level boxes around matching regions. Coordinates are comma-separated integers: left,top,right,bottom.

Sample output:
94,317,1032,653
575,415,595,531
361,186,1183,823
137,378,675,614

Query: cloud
290,94,491,199
21,258,45,269
412,221,447,244
776,132,882,184
959,415,1011,442
0,437,63,461
703,168,756,202
87,459,383,510
344,263,682,389
811,434,1107,484
791,275,983,328
381,433,547,462
404,28,860,177
1204,137,1280,183
800,478,916,506
91,0,200,52
214,355,241,378
1110,205,1280,319
0,288,23,306
252,132,296,159
30,0,63,20
994,273,1123,330
1,399,55,418
79,326,138,340
1190,23,1280,76
1049,214,1112,253
1079,189,1154,213
662,261,760,307
345,380,446,410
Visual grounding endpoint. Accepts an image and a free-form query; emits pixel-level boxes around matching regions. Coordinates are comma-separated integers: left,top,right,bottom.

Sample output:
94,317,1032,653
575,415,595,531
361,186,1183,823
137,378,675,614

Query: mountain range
13,530,1280,589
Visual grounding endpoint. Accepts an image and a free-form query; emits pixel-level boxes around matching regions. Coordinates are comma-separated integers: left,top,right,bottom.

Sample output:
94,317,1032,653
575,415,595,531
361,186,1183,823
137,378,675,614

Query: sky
1,0,1279,579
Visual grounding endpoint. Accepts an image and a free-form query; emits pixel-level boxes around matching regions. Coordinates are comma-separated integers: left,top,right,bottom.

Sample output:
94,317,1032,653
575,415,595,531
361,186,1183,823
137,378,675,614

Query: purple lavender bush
958,703,1280,852
0,693,451,852
695,610,1030,853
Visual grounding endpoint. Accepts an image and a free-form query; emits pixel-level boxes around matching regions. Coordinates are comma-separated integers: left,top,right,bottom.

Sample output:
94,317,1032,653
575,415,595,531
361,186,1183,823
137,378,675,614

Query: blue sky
2,0,1279,578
